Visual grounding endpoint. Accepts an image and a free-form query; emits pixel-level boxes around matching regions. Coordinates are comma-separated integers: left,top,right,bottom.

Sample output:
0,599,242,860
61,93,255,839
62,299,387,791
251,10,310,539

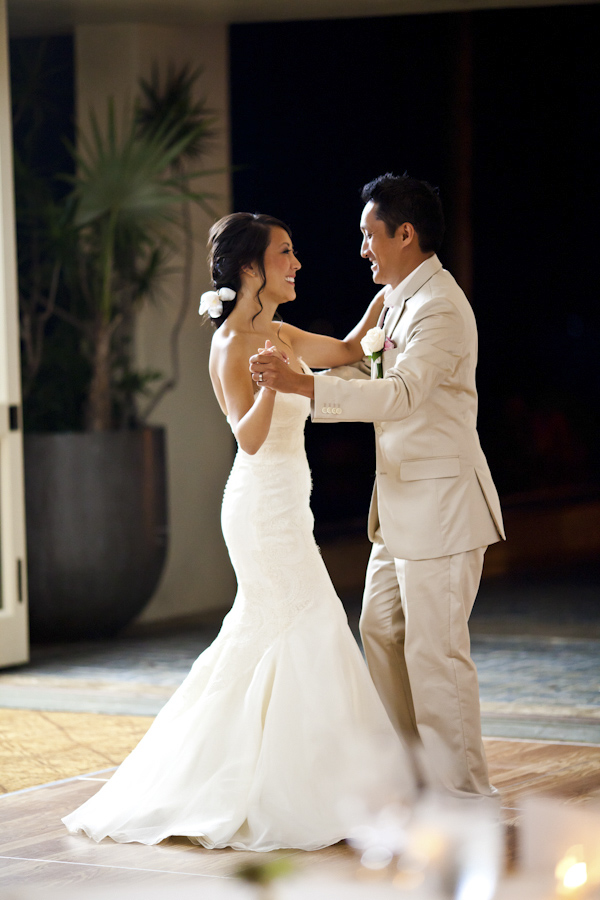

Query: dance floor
1,562,599,894
1,737,600,892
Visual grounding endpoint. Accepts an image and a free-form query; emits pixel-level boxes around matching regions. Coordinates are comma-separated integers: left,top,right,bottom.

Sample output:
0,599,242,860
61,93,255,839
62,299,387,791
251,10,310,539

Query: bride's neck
230,287,278,332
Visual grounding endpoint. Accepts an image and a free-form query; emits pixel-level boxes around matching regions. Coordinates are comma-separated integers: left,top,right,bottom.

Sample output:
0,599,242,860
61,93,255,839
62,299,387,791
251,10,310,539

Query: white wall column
0,0,29,665
75,23,236,623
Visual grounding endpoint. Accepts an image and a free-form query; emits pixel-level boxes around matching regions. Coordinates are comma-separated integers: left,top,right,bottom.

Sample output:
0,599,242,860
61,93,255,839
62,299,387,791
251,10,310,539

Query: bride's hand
254,341,289,389
257,340,289,365
250,340,301,393
251,341,286,392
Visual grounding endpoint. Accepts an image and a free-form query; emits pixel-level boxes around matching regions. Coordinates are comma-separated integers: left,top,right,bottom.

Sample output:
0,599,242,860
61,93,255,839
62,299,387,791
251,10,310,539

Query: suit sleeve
312,297,465,424
316,358,372,382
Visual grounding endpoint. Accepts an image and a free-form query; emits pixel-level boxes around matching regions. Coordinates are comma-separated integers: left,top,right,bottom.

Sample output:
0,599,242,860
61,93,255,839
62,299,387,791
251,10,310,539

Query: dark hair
206,212,292,328
360,173,445,253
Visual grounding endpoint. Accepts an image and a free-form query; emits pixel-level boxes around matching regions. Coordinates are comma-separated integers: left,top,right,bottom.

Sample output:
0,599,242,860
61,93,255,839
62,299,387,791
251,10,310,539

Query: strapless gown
63,374,413,851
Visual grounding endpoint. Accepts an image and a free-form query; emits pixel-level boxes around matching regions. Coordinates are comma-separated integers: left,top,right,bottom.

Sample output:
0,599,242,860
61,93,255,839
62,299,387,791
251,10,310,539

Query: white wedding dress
63,370,413,850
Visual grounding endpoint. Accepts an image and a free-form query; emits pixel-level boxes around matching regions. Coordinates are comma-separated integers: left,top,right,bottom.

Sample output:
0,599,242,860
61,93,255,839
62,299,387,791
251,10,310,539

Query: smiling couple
63,173,505,853
250,172,505,796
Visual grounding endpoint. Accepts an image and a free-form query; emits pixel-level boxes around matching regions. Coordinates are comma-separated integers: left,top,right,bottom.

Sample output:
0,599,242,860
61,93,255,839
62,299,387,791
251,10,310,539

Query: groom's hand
249,342,294,392
249,341,287,392
249,342,314,398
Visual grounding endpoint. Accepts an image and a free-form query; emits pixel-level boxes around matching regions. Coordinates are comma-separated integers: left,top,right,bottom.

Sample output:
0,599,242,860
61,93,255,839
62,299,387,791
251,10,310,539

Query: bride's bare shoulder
209,326,262,370
212,325,255,350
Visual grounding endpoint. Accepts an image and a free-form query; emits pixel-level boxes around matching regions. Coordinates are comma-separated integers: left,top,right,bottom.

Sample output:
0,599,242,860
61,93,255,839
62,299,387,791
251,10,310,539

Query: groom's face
360,201,404,288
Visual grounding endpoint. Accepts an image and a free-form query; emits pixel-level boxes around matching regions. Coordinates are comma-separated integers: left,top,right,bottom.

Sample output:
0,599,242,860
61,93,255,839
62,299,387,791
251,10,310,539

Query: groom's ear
395,222,417,246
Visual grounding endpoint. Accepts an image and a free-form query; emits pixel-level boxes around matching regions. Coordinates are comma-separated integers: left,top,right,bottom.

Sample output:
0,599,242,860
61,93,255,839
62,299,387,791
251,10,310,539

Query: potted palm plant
17,62,217,639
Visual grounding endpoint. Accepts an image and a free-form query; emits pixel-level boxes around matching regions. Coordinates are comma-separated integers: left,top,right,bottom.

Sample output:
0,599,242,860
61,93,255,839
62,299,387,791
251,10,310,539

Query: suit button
335,407,342,414
375,426,383,435
322,407,328,413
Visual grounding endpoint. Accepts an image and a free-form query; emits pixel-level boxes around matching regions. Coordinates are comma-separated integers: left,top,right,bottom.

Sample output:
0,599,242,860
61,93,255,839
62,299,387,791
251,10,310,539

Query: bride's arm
280,287,386,369
212,336,275,455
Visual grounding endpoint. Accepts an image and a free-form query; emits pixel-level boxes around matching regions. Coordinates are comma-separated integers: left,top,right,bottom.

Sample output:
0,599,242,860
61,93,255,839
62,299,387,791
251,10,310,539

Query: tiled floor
0,621,598,742
0,564,597,787
0,709,154,793
1,632,598,795
476,635,600,742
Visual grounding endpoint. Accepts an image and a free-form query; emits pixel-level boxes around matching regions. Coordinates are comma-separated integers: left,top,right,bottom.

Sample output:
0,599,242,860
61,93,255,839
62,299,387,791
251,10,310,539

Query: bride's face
261,227,301,304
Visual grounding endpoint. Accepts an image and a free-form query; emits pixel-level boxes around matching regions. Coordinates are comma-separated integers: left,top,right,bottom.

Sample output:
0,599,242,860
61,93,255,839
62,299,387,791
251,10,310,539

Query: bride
62,212,414,852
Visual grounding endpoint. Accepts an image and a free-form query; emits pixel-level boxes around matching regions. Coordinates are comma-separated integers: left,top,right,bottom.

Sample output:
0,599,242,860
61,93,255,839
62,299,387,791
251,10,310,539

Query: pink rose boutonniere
360,327,396,378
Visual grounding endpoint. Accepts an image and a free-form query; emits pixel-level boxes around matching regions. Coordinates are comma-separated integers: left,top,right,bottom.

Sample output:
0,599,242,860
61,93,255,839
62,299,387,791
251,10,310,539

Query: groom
250,173,505,798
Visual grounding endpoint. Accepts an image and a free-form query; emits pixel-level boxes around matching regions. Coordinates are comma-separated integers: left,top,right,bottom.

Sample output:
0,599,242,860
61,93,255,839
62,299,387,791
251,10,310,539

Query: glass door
0,0,29,668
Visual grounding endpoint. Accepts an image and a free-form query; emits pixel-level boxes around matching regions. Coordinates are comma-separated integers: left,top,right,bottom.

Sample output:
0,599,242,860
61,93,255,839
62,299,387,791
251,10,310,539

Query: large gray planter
24,427,168,641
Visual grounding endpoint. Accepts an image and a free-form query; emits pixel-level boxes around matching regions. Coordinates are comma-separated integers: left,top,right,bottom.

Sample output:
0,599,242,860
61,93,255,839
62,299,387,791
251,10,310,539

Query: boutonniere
360,328,396,378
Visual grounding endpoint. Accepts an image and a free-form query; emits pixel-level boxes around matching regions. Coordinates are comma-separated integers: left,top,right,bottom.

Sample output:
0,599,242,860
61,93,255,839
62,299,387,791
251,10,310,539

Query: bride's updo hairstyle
206,212,292,328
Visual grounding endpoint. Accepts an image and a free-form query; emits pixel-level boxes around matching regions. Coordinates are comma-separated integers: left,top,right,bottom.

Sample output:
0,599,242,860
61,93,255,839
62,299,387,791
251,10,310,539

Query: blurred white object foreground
5,796,600,899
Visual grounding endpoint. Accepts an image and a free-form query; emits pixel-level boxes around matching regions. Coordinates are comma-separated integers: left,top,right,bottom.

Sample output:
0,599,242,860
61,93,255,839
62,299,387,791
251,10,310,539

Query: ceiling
7,0,597,37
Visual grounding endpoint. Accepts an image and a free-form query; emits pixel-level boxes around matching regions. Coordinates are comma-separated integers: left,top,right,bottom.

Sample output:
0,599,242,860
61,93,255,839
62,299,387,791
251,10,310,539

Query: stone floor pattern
0,628,598,743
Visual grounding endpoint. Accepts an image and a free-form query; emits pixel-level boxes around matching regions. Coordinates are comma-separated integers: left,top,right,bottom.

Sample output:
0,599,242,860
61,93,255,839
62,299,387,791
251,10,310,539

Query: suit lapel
384,300,406,343
381,255,443,348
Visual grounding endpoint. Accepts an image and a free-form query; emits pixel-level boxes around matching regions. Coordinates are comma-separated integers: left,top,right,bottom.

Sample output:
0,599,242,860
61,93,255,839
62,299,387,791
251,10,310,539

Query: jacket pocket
399,456,460,481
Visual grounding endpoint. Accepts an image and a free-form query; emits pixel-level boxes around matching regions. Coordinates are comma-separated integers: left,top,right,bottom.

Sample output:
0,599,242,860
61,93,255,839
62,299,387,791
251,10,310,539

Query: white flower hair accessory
199,287,236,318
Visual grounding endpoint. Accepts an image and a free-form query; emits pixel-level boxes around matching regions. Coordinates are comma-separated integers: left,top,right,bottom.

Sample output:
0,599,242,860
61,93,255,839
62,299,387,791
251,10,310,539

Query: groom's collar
383,254,442,307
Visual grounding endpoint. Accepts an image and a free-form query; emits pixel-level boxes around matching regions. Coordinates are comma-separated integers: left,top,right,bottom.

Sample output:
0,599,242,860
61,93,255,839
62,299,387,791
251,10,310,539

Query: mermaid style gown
63,371,413,851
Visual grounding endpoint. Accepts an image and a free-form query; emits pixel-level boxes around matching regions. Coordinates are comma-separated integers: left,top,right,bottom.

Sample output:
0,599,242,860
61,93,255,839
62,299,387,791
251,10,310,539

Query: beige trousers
360,540,494,798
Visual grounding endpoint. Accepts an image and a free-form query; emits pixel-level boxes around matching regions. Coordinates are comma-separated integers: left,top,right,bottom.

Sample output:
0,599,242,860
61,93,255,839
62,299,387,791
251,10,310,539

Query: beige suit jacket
312,255,505,560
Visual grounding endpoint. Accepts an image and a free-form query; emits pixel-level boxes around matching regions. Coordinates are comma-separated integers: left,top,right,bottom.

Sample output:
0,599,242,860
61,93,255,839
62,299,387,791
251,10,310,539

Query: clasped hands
249,340,295,392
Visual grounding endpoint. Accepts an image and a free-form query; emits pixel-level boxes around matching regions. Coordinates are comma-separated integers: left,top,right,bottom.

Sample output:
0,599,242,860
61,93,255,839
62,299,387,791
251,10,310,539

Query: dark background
10,36,85,432
229,5,600,526
11,4,600,528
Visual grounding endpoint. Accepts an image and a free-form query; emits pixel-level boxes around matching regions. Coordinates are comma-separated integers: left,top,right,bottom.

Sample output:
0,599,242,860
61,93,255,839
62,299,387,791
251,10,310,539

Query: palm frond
136,63,215,167
23,63,224,430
